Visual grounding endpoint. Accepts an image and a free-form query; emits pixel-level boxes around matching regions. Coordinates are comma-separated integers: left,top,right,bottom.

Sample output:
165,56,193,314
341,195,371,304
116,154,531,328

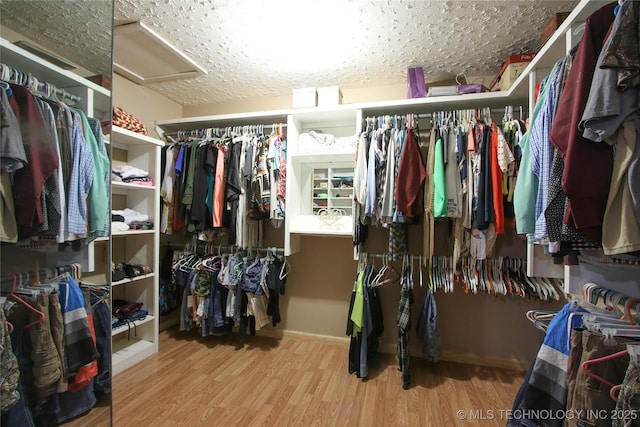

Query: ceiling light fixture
113,21,207,85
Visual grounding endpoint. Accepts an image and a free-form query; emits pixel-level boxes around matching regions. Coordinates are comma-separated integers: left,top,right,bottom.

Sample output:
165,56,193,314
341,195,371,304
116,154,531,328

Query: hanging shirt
514,75,552,236
353,129,369,205
433,135,446,218
75,109,109,238
395,128,425,219
549,2,616,242
364,130,379,221
416,287,440,363
602,122,640,255
160,146,175,234
213,144,226,227
66,111,95,237
530,59,564,241
445,123,462,218
0,88,27,173
8,84,59,238
489,123,504,234
38,100,62,240
380,127,397,223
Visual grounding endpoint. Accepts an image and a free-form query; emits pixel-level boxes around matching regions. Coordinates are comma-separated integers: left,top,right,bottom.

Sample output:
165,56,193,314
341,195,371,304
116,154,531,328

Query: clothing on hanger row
167,245,289,338
349,253,439,390
1,263,111,425
513,281,640,427
159,123,286,248
1,68,110,248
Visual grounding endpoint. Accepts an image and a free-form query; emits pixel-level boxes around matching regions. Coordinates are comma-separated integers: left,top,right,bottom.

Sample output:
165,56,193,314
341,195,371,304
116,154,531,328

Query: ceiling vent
113,21,206,85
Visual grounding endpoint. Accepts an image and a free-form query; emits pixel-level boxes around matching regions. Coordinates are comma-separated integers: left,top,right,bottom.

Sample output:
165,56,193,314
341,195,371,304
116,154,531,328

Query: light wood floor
66,328,526,426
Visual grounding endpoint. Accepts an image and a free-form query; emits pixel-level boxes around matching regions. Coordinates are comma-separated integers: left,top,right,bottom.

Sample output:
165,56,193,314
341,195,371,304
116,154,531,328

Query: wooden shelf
112,315,156,337
111,273,155,287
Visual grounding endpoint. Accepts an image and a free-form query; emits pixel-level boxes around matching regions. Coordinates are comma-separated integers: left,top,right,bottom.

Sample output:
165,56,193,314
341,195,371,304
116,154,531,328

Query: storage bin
317,86,343,107
292,87,317,108
489,53,536,91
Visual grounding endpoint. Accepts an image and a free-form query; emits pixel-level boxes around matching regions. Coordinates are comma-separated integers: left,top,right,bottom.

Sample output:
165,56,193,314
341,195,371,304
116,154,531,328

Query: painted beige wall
182,75,495,117
259,223,560,368
116,78,555,368
112,74,182,139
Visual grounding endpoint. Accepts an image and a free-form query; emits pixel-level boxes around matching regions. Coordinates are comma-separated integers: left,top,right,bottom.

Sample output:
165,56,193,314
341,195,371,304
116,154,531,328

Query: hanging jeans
90,297,112,393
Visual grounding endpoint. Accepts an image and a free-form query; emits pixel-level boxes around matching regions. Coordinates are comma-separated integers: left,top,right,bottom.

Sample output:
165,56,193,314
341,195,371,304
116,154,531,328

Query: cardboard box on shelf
541,12,571,45
87,74,112,90
490,53,536,91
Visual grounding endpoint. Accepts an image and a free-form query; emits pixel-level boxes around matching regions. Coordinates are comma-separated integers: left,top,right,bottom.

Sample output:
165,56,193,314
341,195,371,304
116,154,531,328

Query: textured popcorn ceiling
2,0,580,107
113,0,579,106
0,0,113,76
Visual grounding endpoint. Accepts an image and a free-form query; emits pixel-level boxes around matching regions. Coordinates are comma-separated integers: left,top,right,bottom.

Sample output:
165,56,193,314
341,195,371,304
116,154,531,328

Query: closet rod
365,253,424,260
165,123,287,139
0,263,82,292
165,242,285,255
365,107,527,120
0,62,82,103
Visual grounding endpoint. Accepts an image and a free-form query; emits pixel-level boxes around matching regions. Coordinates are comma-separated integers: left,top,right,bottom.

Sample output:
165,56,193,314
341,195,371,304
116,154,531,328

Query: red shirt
549,2,616,242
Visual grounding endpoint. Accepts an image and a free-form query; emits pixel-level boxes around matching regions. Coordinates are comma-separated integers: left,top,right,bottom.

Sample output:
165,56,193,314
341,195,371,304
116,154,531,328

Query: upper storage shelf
0,37,111,120
506,0,613,101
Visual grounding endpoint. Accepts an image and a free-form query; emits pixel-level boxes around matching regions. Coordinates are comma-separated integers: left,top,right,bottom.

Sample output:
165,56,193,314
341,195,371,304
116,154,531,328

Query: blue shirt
530,59,565,241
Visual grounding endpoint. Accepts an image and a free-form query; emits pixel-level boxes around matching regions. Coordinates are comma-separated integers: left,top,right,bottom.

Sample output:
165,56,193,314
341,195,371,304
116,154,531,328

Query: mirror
0,1,113,426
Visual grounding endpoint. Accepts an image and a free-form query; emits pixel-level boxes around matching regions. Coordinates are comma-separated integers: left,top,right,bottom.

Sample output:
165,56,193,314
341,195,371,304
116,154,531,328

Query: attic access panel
113,21,206,84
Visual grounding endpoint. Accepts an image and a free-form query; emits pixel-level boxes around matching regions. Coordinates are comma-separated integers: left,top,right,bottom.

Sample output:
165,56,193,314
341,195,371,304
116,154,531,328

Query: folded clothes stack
112,165,153,186
111,208,153,232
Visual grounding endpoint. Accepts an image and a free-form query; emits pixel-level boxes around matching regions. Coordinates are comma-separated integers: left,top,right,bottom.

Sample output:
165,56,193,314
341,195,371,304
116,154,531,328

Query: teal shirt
433,137,446,217
75,109,109,237
513,76,552,236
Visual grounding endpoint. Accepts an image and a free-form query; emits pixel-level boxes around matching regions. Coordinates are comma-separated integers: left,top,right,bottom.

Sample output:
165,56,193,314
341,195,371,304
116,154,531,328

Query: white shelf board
111,125,164,147
112,229,156,237
507,0,610,100
0,37,110,96
155,109,290,134
112,315,156,337
291,152,355,164
112,181,157,193
111,273,155,287
288,214,353,237
112,338,157,375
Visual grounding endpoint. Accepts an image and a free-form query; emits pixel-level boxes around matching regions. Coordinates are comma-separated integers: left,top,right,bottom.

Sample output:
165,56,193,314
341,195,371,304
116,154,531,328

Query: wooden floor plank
65,327,527,426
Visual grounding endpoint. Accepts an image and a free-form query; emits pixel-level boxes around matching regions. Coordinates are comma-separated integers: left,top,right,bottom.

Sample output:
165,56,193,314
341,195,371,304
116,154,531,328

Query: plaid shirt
67,112,95,235
530,59,565,241
397,282,413,388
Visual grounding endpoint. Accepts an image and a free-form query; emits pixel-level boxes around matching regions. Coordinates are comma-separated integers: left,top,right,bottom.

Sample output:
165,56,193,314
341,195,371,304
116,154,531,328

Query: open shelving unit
110,125,162,374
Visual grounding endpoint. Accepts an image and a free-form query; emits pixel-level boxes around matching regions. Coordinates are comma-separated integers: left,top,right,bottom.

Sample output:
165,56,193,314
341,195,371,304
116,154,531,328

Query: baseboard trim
256,328,529,371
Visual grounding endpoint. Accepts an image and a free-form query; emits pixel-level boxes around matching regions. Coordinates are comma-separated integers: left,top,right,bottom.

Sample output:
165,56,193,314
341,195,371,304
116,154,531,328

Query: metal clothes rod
0,263,82,292
165,242,285,255
0,62,82,103
365,107,528,121
165,123,287,140
365,253,424,260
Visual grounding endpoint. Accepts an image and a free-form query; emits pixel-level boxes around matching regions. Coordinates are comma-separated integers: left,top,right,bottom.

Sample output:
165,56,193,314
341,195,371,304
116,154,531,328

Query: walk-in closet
2,0,639,425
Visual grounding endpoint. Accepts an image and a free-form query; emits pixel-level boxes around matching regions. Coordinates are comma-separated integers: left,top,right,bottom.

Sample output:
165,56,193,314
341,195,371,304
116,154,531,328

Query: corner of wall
112,74,183,139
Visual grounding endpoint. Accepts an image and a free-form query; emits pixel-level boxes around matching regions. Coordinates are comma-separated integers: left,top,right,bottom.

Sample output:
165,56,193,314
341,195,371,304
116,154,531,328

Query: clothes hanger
580,349,629,388
6,273,45,329
622,298,640,325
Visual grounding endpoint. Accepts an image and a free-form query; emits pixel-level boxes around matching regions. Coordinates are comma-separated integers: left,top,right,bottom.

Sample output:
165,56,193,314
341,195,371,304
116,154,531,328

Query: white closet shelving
110,125,161,374
0,37,111,274
154,0,628,296
311,167,354,216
